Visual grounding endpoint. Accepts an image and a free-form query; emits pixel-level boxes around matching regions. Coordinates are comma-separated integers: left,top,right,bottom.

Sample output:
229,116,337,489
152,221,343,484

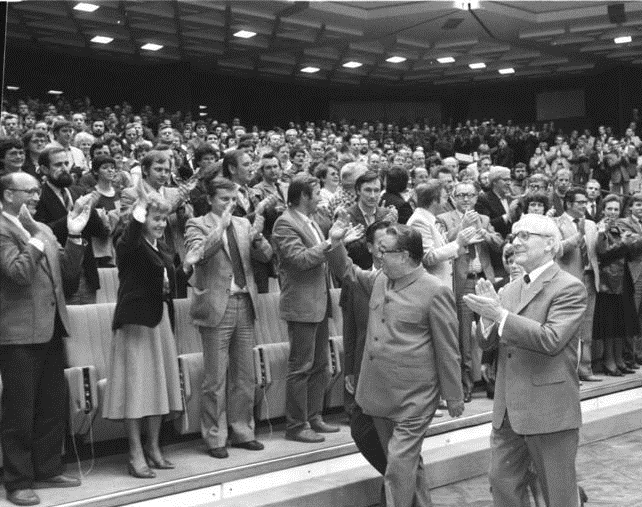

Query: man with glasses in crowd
438,181,502,402
464,214,587,507
326,221,464,507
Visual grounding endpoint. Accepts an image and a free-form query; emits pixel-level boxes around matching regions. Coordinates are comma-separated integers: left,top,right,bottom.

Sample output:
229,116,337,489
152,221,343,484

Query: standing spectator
103,184,182,479
21,131,48,180
2,114,21,139
380,165,413,224
594,195,637,376
510,163,528,197
493,138,514,168
549,168,572,217
0,172,87,506
0,137,26,174
326,222,464,507
89,156,120,267
316,164,340,209
73,132,95,171
47,120,87,176
585,179,602,222
184,177,272,459
272,174,339,443
438,181,502,402
465,214,587,507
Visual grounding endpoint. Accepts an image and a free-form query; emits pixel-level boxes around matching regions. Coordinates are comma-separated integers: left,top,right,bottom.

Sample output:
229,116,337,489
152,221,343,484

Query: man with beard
510,163,528,197
91,119,106,142
35,147,109,304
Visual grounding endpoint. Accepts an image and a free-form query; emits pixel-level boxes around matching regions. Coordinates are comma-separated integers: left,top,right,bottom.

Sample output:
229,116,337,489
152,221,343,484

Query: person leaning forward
326,220,464,507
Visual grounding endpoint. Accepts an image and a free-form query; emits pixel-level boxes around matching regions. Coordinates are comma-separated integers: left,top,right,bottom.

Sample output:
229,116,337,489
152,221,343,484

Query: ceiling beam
117,0,141,59
172,0,187,62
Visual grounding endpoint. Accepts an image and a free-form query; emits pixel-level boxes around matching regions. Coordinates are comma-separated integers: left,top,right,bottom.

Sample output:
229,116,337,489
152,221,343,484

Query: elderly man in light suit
327,222,464,507
556,188,601,382
464,214,587,507
0,172,89,506
272,174,339,443
438,181,502,402
407,181,477,287
184,177,273,459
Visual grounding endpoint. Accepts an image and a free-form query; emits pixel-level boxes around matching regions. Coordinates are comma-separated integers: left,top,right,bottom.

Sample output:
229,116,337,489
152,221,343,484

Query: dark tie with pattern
226,224,247,289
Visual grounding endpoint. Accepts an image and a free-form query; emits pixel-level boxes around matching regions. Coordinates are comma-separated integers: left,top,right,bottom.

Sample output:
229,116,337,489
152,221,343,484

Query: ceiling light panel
301,66,320,73
141,43,163,51
386,56,407,63
437,57,456,63
615,36,632,44
498,67,515,74
469,62,486,69
343,61,363,68
73,3,99,12
91,36,113,44
233,30,257,39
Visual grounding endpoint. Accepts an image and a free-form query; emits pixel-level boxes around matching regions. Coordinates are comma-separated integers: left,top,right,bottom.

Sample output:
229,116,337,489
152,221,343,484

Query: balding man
464,215,587,507
1,172,89,506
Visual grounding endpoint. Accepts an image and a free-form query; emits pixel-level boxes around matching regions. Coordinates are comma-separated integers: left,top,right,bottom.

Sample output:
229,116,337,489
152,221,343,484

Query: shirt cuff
479,308,509,337
28,237,45,252
496,308,509,336
132,205,147,223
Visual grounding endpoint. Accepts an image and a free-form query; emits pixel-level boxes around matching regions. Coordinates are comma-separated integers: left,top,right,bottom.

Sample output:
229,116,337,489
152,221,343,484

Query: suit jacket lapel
288,209,318,246
514,264,558,314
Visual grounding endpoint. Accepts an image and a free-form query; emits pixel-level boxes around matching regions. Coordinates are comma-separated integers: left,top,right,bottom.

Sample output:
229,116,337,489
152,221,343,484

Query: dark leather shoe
208,447,229,459
6,489,40,506
285,428,325,443
463,391,473,403
33,475,81,489
604,366,624,377
625,361,640,370
310,420,340,433
618,365,636,374
231,440,264,451
579,375,602,382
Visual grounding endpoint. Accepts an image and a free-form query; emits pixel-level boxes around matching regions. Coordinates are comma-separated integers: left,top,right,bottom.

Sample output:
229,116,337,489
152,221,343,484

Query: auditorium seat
65,303,126,443
325,289,345,410
95,267,119,304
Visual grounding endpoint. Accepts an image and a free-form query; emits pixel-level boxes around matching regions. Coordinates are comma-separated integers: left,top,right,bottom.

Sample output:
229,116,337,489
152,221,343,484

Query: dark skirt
593,293,636,340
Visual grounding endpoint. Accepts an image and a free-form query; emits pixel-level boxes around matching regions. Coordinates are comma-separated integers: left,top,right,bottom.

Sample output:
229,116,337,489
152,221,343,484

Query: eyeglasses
30,138,47,144
511,231,551,242
8,187,41,197
454,193,477,199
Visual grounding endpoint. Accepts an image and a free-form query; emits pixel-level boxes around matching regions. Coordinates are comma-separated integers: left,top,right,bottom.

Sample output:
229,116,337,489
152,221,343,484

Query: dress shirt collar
357,202,377,223
524,259,555,286
2,211,31,238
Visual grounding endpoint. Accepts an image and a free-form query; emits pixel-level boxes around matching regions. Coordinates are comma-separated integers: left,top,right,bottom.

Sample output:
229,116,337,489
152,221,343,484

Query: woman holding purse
103,179,183,478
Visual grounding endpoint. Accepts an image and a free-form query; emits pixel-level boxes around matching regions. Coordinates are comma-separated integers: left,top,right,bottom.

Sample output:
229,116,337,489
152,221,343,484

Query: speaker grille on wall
608,4,626,24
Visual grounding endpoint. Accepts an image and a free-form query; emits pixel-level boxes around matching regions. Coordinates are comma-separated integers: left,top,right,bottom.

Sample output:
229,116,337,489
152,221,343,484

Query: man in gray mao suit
326,222,464,507
464,214,587,507
272,174,339,443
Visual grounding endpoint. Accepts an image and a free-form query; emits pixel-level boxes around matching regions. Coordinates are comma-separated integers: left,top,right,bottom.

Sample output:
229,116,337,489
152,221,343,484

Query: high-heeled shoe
603,366,624,377
128,461,156,479
143,450,175,470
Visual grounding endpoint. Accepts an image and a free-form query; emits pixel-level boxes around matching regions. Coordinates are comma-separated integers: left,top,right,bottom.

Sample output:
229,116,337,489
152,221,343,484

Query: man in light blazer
437,181,503,402
326,222,464,507
406,180,477,287
0,172,89,506
556,188,601,382
272,174,339,443
184,177,272,459
464,214,587,507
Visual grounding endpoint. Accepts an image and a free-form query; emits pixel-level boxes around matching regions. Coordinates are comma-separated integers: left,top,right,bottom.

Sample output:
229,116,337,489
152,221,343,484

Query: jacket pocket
531,370,566,386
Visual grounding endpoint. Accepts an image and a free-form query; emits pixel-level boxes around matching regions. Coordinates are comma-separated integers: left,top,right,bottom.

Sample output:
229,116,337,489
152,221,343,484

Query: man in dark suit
326,222,464,507
34,147,109,304
549,168,572,217
584,179,602,222
464,214,587,507
474,166,517,239
0,172,89,506
272,174,339,443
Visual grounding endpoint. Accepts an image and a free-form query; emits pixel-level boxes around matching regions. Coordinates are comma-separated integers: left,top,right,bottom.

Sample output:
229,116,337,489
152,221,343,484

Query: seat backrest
65,303,116,379
254,292,289,345
328,288,343,337
174,298,202,355
96,268,119,304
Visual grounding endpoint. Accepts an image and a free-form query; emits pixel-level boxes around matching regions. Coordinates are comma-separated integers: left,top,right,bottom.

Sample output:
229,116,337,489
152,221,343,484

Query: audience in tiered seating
1,94,642,502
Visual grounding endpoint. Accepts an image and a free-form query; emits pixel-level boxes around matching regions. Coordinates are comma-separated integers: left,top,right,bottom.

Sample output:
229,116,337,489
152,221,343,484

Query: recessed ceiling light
469,62,486,69
386,56,407,64
91,35,113,44
141,43,163,51
6,86,20,91
301,66,320,73
343,61,363,69
73,2,99,12
234,30,257,39
199,112,207,117
614,36,632,44
498,67,515,75
48,90,63,95
199,105,207,109
437,57,456,64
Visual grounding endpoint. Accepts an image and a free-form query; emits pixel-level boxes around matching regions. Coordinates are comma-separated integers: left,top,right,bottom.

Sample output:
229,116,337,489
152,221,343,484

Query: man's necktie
226,224,247,289
591,202,596,217
275,182,285,203
468,245,477,259
574,218,588,265
62,189,72,211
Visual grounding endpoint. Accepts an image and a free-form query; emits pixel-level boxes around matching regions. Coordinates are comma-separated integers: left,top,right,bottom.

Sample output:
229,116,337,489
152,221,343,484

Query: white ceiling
6,1,642,87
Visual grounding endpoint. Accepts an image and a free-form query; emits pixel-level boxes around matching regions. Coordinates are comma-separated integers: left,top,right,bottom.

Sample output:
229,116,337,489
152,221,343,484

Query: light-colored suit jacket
0,213,84,345
406,207,461,287
184,213,272,328
272,208,332,323
479,263,587,434
327,243,463,421
437,210,502,297
556,212,600,290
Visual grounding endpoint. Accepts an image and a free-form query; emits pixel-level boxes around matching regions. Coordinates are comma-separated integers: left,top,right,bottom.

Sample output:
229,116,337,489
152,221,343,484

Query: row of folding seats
63,289,345,443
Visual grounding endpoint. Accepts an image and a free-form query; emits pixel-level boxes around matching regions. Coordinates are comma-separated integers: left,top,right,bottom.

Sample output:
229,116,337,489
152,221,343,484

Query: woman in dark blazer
594,194,637,376
103,183,182,478
379,165,413,224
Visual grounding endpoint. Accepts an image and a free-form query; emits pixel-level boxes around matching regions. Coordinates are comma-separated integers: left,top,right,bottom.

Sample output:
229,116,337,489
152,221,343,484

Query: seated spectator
0,137,25,174
380,165,413,224
525,172,550,195
103,184,182,479
510,162,528,197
